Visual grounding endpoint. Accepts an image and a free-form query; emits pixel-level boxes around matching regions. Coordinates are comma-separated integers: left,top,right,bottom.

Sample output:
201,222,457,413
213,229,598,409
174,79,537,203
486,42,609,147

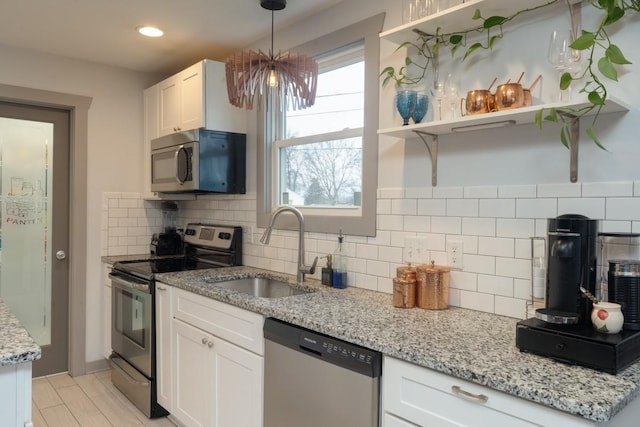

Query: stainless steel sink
209,277,312,298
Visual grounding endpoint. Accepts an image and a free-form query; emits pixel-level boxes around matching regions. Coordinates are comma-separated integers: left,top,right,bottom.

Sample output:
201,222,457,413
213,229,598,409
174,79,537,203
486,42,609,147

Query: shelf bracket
414,130,438,186
559,112,580,183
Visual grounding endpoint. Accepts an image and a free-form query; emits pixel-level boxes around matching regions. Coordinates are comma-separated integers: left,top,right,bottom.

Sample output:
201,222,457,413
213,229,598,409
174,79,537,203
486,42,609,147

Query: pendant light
225,0,318,110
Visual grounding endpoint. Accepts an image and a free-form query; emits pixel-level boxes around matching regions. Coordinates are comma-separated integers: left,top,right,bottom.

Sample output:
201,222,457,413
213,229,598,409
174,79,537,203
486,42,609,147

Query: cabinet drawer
172,287,264,355
383,357,590,427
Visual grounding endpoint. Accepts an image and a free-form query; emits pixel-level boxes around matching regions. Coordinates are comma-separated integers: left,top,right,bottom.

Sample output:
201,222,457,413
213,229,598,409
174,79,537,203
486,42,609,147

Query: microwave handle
174,145,186,184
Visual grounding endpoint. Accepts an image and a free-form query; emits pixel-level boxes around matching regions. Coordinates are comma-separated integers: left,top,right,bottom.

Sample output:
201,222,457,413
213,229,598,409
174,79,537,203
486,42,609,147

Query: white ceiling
0,0,343,74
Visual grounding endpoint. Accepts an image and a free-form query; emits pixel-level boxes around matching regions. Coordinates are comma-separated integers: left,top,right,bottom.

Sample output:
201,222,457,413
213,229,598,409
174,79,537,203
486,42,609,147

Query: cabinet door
102,263,112,360
213,336,263,427
155,283,172,411
179,62,204,132
172,318,215,427
158,75,181,136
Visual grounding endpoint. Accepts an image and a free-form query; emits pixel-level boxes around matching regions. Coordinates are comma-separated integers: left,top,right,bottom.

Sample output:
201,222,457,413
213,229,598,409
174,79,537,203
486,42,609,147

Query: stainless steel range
109,223,242,418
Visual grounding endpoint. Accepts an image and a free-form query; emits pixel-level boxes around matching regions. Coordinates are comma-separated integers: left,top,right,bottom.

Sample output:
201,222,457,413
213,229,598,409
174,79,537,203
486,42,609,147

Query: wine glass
430,81,445,121
547,30,581,102
411,94,429,124
396,90,417,125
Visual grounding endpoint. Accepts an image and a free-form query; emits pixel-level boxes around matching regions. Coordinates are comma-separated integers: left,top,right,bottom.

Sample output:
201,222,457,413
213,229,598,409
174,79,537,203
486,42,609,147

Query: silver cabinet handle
451,385,488,403
56,250,66,260
201,338,208,345
207,341,214,348
157,285,167,291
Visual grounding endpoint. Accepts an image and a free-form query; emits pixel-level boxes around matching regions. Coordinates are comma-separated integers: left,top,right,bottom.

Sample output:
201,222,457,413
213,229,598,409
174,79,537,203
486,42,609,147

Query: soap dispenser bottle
332,230,348,289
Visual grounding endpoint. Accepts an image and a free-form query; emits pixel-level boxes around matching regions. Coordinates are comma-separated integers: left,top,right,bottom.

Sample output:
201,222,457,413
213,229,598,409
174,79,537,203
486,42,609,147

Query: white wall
0,44,161,365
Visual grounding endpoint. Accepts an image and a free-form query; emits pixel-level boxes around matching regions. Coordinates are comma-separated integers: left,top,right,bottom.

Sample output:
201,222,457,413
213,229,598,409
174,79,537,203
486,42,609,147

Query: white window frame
256,14,384,237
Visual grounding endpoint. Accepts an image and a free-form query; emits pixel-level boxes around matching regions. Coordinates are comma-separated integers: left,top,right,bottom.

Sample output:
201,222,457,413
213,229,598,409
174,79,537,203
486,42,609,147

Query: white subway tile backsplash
464,186,497,199
356,243,378,260
460,291,494,313
449,271,477,291
463,254,496,275
405,187,433,199
479,199,515,218
478,237,514,257
392,199,417,215
583,182,633,198
606,198,640,220
558,197,605,219
433,186,463,199
404,215,430,233
431,216,462,234
417,199,446,216
378,214,404,231
495,296,526,319
447,199,479,217
497,218,535,238
478,274,513,297
516,198,557,219
102,180,640,320
379,188,404,199
462,217,496,237
537,183,581,198
498,184,536,198
377,199,391,215
496,257,531,280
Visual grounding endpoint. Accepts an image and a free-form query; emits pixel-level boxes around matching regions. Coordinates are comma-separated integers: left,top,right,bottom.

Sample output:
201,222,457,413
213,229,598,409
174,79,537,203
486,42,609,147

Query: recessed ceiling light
137,26,164,37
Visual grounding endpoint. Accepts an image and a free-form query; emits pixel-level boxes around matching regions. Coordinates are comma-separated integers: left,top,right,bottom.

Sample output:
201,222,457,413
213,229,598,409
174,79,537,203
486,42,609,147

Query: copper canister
396,264,417,281
416,262,450,310
393,268,416,308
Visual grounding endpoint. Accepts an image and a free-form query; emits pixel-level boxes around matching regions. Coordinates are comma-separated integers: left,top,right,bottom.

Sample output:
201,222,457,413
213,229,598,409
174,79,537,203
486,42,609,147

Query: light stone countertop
0,299,41,366
155,266,640,423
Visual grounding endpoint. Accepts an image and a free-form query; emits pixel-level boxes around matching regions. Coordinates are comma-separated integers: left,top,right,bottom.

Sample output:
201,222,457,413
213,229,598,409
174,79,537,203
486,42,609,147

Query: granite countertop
0,300,41,367
154,265,640,423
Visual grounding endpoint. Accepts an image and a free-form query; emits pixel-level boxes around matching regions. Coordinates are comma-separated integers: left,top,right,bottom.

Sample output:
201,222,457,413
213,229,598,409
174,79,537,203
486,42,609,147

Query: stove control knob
555,342,566,351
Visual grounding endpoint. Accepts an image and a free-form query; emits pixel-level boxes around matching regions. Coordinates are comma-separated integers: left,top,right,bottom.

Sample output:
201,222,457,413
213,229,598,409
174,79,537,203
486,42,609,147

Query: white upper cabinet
153,59,246,137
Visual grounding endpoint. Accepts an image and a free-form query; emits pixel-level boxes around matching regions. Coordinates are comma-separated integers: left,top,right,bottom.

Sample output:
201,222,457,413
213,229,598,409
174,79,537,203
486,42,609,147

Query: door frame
0,83,92,376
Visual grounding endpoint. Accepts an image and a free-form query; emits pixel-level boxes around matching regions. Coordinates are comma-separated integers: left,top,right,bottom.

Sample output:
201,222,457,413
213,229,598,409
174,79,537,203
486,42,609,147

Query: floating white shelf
379,0,559,45
377,97,629,186
377,98,629,138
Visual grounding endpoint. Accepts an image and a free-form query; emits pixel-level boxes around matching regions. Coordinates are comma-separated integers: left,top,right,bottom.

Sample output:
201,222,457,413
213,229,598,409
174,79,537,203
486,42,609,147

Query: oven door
110,271,153,378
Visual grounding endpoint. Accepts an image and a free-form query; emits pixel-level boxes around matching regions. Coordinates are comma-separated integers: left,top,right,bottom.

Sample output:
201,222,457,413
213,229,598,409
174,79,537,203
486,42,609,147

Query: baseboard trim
84,358,110,374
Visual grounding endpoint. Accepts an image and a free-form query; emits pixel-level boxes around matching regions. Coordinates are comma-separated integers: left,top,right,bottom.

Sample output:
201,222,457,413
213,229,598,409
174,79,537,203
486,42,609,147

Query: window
276,44,364,213
257,14,384,236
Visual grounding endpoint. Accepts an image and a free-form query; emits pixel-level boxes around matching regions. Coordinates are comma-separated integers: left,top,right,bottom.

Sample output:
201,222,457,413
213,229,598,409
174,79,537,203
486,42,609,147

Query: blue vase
396,90,417,125
411,94,429,124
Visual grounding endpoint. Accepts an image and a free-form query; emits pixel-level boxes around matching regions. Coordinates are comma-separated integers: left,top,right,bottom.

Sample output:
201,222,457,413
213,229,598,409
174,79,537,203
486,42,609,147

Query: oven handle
109,354,150,387
109,273,150,293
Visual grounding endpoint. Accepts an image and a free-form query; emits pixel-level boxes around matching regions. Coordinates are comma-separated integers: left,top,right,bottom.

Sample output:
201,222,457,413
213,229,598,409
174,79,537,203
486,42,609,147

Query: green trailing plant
380,0,638,149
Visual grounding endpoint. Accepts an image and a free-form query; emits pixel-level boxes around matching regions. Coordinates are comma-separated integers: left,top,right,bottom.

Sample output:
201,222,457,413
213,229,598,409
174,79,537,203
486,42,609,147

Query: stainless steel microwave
150,129,246,193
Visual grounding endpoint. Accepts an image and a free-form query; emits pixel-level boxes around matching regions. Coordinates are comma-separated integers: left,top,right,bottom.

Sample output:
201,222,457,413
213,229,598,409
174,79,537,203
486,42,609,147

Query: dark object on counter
321,255,333,286
609,259,640,330
150,232,182,256
516,317,640,374
537,214,598,325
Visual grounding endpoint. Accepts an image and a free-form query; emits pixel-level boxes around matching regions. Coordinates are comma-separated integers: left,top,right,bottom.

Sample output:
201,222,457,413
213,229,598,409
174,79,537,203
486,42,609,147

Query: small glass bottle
332,230,348,289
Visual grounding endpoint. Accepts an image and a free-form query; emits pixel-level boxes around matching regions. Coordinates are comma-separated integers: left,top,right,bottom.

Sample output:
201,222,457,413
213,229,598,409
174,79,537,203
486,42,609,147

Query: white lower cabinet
0,363,33,427
157,284,264,427
382,356,592,427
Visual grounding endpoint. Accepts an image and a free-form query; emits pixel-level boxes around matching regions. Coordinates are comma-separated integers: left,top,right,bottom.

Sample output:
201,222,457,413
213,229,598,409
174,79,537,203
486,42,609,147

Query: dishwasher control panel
264,317,382,377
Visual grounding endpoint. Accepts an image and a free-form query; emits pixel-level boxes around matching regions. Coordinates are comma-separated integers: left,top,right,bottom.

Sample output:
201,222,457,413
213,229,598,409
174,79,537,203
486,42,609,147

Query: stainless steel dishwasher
263,318,382,427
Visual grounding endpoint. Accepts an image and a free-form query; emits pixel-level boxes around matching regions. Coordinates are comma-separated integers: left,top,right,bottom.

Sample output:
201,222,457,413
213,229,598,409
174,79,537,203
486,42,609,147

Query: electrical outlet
447,240,464,269
405,237,428,264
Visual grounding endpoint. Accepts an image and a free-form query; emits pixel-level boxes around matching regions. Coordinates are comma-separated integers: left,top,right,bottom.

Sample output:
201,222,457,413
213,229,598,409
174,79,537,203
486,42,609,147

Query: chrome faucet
260,206,318,282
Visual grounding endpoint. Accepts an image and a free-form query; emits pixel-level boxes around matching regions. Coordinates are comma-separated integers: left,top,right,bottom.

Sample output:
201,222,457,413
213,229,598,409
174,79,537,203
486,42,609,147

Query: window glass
277,45,364,209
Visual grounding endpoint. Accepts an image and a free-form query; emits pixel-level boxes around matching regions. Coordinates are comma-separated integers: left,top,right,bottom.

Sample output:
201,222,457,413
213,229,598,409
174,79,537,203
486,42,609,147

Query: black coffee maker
536,214,599,325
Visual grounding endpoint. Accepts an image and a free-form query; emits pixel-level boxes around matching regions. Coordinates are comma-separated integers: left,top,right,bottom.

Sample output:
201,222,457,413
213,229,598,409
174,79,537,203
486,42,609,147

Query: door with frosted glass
0,102,70,377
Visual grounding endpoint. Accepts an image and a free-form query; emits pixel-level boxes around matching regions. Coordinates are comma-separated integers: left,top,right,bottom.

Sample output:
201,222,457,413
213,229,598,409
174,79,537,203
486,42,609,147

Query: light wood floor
32,370,176,427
